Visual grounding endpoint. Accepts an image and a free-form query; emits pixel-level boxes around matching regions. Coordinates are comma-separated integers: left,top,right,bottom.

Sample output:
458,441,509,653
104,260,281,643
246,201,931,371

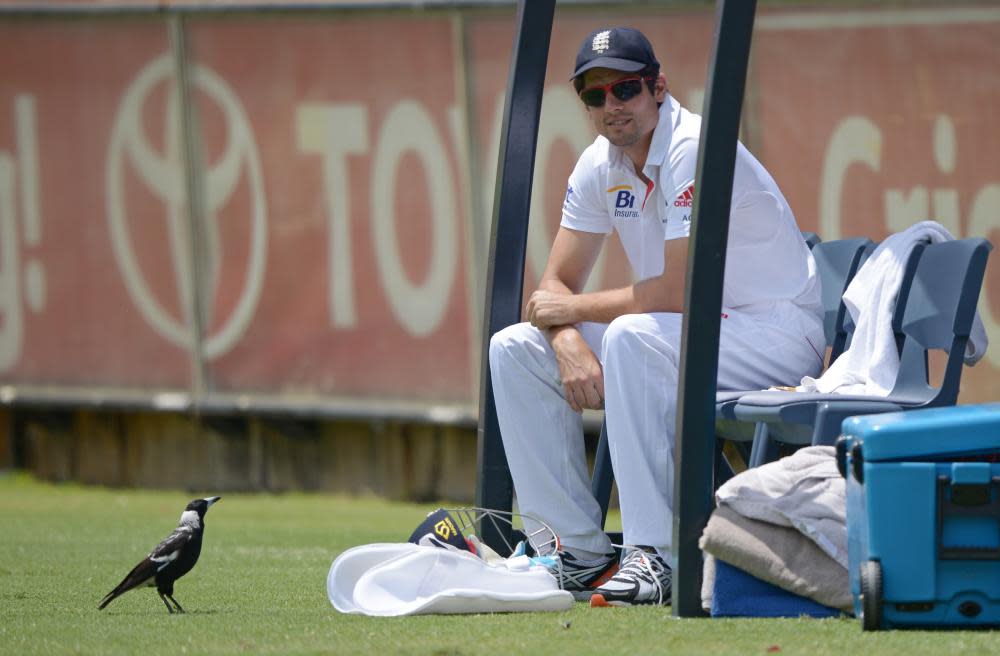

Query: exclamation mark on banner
0,151,19,370
16,95,44,313
0,94,43,371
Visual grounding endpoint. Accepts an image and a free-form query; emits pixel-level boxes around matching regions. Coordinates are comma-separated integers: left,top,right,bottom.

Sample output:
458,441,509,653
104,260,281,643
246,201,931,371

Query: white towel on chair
798,221,988,395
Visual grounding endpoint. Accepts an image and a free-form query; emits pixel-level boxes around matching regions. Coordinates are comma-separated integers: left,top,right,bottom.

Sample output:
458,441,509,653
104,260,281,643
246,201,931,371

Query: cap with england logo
571,26,660,80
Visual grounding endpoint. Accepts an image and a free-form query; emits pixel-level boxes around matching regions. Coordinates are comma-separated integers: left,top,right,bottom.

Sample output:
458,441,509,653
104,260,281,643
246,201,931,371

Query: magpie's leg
167,594,185,613
159,592,175,614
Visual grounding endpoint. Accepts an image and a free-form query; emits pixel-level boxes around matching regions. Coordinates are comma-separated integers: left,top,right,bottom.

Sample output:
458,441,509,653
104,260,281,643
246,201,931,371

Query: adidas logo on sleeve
673,184,694,208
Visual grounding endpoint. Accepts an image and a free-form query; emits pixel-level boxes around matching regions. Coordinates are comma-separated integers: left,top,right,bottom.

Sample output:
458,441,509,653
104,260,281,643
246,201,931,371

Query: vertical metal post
672,0,757,616
168,16,210,402
474,0,556,553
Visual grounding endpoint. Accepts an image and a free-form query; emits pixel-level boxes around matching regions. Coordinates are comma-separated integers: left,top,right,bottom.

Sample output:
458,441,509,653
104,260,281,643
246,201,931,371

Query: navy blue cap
407,508,472,553
572,27,659,80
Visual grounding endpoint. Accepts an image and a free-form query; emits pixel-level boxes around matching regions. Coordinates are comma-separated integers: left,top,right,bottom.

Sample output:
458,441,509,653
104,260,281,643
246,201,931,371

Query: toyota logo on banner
106,53,267,360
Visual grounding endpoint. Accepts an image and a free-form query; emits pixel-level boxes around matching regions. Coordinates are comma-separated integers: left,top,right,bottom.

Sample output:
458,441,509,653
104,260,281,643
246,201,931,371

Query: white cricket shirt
561,94,821,314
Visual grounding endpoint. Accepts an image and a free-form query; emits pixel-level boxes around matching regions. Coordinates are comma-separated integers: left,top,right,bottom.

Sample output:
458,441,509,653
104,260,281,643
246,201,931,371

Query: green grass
0,473,997,655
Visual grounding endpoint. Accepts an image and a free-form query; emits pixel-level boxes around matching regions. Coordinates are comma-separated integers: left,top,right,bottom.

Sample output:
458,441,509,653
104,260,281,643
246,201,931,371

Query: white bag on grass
327,542,572,616
327,507,572,616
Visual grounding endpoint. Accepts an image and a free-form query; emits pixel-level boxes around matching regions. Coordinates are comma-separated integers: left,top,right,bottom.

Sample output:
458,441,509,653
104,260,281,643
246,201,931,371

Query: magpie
98,496,221,614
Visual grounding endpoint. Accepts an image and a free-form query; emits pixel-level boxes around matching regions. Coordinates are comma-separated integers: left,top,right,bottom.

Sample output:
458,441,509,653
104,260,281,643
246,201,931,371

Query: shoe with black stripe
543,550,619,601
590,546,671,607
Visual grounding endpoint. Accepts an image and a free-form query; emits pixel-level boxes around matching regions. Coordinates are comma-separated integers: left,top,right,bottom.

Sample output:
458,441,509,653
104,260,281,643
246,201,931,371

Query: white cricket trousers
489,304,824,557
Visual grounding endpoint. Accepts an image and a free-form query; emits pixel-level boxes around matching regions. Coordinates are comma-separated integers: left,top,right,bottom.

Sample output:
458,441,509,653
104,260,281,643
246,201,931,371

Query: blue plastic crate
837,403,1000,630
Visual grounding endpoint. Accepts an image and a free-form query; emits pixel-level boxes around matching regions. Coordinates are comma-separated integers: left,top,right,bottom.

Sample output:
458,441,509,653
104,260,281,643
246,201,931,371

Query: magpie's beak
204,496,222,506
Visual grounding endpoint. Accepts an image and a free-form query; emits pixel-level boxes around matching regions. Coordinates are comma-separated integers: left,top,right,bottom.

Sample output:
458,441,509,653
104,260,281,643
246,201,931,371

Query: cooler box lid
841,403,1000,462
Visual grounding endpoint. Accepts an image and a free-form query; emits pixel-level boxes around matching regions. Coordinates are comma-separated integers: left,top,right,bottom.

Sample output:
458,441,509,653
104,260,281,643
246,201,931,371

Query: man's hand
550,328,604,413
527,290,578,330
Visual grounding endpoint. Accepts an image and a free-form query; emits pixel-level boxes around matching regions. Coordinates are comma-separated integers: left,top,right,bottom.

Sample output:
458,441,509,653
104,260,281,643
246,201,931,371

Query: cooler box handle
936,472,1000,560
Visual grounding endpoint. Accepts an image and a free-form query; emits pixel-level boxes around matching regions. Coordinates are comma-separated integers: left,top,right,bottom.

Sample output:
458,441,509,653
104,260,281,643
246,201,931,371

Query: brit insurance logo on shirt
607,185,640,219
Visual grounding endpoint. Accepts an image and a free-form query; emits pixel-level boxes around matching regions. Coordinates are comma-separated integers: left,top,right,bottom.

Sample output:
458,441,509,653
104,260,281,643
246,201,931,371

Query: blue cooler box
837,404,1000,630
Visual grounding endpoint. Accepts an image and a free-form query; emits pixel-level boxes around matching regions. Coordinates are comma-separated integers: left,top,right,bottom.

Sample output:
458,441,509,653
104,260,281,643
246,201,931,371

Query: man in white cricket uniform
489,27,824,606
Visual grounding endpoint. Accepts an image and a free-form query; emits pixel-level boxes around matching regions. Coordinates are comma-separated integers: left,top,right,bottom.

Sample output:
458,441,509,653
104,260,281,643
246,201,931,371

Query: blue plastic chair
733,237,993,448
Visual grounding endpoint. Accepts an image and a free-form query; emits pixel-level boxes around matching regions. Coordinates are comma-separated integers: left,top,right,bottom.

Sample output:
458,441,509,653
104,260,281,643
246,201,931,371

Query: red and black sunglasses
578,75,654,108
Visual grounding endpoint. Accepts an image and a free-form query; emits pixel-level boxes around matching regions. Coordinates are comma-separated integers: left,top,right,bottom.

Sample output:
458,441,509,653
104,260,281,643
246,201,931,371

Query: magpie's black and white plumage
98,496,221,614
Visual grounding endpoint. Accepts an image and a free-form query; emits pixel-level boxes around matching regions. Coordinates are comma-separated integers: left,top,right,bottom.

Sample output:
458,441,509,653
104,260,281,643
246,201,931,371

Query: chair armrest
716,390,750,421
811,400,905,446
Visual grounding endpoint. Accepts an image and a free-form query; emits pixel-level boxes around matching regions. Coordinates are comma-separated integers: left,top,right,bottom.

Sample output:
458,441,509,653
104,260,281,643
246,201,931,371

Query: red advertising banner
0,5,998,411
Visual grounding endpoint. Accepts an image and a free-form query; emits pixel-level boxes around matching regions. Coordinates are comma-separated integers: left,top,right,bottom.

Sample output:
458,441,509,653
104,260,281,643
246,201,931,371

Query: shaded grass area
0,472,996,655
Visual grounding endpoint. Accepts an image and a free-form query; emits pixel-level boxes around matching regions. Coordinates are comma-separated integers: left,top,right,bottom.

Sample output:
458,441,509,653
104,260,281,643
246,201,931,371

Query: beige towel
699,505,852,612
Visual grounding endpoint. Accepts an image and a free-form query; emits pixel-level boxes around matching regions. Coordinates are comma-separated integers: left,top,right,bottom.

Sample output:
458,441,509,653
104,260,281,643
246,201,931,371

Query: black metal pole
474,0,556,554
672,0,757,616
